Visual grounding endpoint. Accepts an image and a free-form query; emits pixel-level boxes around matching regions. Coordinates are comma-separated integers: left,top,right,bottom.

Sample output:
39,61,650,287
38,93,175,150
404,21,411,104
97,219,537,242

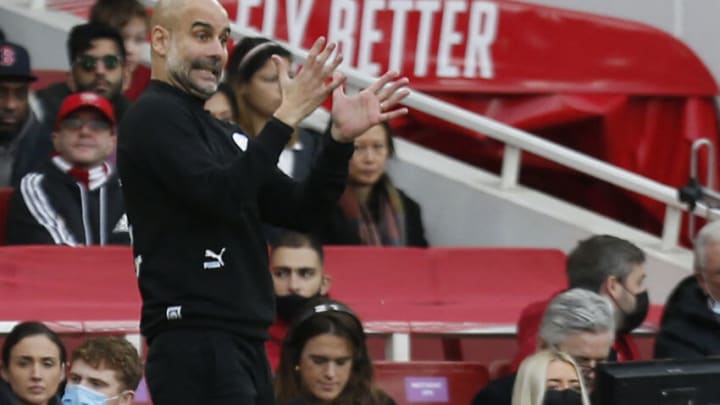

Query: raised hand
272,37,344,128
330,71,410,143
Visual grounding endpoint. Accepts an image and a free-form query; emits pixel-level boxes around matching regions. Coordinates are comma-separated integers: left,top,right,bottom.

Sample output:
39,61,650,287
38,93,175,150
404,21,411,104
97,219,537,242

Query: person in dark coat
655,220,720,359
0,40,53,187
314,121,428,247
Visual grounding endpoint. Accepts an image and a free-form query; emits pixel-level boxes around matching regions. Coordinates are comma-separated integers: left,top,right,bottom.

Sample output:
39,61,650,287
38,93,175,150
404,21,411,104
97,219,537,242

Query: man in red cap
0,41,53,186
5,91,130,245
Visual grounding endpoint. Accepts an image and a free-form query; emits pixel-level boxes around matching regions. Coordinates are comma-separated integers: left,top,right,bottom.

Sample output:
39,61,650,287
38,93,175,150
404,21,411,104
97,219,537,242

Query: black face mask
275,294,313,323
543,389,583,405
618,290,649,335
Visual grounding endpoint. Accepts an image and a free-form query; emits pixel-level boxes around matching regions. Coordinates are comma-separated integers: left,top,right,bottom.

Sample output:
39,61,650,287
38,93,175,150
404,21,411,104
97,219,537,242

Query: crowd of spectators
1,1,719,404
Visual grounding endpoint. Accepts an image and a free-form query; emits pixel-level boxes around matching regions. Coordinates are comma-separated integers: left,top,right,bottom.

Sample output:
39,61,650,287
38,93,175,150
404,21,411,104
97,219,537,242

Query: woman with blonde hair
511,350,590,405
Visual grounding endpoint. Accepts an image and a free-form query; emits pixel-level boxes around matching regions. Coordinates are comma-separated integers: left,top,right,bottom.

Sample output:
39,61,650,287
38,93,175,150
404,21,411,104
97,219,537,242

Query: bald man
116,0,409,404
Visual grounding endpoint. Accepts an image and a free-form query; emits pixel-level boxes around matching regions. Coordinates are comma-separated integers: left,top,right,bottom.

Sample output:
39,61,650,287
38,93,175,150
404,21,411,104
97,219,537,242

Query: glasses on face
74,54,123,72
60,118,111,132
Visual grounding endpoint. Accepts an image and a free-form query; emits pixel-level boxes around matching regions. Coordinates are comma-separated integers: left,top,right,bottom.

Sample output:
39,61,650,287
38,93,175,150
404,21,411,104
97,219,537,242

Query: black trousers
145,329,274,405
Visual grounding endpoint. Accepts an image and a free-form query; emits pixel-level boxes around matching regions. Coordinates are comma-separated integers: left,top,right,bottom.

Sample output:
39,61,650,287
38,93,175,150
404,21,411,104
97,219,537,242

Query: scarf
52,155,111,190
339,176,406,246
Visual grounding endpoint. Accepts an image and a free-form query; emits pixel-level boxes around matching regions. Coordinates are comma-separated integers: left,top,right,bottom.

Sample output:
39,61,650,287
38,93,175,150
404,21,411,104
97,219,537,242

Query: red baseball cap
55,92,116,128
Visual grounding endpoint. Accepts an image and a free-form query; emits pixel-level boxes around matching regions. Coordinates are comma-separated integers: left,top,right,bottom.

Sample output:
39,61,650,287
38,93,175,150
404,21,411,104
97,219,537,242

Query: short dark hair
71,336,143,391
271,231,324,264
67,23,126,65
226,36,291,85
2,321,67,366
566,234,645,291
90,0,148,31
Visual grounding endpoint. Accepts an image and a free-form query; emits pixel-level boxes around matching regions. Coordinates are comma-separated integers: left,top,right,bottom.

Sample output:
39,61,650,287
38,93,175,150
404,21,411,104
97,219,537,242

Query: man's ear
603,275,622,299
320,274,332,296
0,367,8,382
151,25,170,57
120,390,135,405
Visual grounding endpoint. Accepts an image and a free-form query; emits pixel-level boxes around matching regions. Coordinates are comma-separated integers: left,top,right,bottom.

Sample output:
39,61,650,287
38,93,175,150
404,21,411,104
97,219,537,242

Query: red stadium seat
374,361,489,405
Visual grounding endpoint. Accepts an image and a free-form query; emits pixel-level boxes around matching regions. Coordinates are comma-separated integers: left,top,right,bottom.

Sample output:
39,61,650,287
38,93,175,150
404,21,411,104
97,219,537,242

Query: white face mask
62,384,125,405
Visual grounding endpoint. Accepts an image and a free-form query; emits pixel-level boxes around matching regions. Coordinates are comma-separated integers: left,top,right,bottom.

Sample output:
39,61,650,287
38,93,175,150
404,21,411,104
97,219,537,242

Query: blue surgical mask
62,384,120,405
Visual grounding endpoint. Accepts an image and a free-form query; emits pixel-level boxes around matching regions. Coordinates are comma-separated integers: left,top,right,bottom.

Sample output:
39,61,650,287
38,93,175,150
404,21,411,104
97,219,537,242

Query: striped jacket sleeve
5,173,78,246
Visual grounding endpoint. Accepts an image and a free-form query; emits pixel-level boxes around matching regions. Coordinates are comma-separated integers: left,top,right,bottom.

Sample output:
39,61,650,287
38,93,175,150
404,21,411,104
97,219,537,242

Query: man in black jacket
655,220,720,359
6,91,129,246
117,0,409,404
0,41,53,186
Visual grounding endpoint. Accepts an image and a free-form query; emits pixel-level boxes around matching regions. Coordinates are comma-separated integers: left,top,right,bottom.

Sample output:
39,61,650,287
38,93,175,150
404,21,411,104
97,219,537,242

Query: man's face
698,241,720,299
71,39,124,99
164,1,230,99
609,263,647,321
557,331,613,391
270,246,329,297
52,109,116,168
0,80,30,136
67,359,132,405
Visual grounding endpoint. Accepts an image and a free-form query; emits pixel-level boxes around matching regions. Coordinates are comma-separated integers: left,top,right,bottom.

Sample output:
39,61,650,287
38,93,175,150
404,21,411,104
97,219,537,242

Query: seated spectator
61,336,142,405
35,23,130,126
313,122,427,246
655,220,720,358
267,231,331,371
90,0,150,101
512,350,589,405
6,92,129,245
275,297,396,405
472,288,614,405
0,41,53,186
0,321,66,405
204,82,239,124
512,235,646,370
226,36,321,180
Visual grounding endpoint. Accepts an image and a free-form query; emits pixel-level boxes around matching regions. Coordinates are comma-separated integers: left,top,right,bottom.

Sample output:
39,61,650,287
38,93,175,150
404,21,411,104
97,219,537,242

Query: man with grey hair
512,234,647,372
655,220,720,358
471,288,615,405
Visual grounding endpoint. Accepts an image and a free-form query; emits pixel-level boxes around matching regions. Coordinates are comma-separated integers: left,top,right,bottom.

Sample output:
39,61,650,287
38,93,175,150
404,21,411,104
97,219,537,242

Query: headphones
287,300,366,344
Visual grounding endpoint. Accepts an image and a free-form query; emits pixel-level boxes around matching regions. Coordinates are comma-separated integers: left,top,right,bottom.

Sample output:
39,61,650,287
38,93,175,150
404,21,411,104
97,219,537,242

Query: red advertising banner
219,0,717,95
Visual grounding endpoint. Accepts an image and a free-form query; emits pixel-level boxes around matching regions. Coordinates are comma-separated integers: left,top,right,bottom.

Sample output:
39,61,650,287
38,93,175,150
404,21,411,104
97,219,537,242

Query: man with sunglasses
35,23,130,127
0,41,53,186
6,91,130,245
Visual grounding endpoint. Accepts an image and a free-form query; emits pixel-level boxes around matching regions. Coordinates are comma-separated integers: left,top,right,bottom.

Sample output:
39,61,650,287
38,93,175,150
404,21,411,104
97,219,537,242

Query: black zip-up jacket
654,275,720,359
6,160,129,246
118,81,353,342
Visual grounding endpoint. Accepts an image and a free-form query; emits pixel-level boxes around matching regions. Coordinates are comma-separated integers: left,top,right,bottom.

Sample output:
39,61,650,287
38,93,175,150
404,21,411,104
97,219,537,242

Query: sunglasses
60,118,112,132
74,54,123,72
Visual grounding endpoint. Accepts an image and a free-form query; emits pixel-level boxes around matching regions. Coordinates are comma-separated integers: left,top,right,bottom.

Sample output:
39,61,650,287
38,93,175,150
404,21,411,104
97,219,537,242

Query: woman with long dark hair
314,122,427,246
0,322,66,405
275,298,395,405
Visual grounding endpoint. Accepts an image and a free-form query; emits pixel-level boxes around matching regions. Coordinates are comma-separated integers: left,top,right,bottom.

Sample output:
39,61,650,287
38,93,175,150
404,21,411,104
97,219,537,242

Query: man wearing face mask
654,221,720,359
512,235,647,372
62,336,143,405
267,231,331,371
473,289,615,405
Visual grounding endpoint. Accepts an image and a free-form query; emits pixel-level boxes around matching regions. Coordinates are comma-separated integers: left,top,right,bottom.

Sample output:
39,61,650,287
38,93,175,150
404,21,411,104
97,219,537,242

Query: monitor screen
594,358,720,405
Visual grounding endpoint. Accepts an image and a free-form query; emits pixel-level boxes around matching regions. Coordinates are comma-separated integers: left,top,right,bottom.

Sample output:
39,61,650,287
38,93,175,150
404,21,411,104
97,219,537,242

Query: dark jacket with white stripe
117,81,353,342
5,161,130,246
